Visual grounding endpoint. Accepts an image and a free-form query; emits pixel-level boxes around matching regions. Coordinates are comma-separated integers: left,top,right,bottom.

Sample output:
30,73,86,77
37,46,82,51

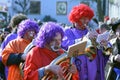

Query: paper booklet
67,40,87,57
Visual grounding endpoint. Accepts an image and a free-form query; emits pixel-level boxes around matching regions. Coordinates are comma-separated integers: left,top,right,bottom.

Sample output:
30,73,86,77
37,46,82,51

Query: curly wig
10,13,28,28
17,19,40,38
69,4,94,23
35,22,64,48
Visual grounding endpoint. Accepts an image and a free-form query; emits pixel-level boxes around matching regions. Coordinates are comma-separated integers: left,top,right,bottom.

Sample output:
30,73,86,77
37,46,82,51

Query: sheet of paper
67,40,87,57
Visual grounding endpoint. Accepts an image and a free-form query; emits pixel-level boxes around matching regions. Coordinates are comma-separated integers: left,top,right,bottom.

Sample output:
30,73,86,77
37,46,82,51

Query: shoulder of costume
64,26,74,33
64,26,73,30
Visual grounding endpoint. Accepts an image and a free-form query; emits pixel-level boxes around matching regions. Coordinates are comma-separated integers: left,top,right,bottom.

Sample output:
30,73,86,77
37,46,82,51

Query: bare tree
13,0,30,15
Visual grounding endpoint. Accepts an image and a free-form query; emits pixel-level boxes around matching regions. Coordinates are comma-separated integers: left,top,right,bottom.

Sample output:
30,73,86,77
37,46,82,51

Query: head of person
104,16,109,23
9,13,28,29
35,22,64,51
111,19,120,38
1,28,11,41
2,27,11,35
88,18,99,31
17,19,40,41
69,3,94,30
99,23,110,34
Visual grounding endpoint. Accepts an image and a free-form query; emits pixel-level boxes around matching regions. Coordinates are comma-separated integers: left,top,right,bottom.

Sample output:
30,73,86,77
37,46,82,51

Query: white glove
87,30,98,39
96,31,110,46
45,64,64,79
109,55,115,63
75,38,83,43
68,64,77,74
114,54,120,62
21,53,27,60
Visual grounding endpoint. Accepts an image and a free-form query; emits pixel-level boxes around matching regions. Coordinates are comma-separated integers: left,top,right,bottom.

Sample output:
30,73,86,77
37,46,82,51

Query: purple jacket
1,33,17,50
62,27,109,80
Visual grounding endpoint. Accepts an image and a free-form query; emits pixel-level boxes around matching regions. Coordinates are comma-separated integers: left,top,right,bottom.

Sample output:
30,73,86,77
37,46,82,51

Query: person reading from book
24,22,78,80
62,3,109,80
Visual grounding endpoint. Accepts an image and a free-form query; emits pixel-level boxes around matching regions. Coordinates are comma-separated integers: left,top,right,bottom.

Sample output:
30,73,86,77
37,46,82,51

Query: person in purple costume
0,13,27,80
62,4,109,80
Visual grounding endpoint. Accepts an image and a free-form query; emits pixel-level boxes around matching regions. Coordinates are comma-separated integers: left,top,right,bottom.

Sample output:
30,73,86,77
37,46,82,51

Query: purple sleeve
62,28,88,50
1,33,17,50
62,29,76,50
96,49,110,80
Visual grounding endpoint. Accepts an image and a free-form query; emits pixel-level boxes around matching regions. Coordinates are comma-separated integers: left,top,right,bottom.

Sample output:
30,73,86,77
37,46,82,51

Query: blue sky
0,0,11,7
0,0,7,3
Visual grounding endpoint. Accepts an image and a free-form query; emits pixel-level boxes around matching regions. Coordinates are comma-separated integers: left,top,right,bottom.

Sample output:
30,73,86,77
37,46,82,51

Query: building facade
7,0,98,25
108,0,120,19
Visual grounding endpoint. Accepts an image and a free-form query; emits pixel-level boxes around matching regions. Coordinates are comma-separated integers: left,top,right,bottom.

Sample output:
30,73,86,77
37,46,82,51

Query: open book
67,40,87,57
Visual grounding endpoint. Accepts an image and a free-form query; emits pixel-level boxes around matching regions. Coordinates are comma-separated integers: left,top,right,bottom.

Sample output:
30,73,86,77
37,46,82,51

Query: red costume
24,46,79,80
2,38,31,80
24,47,62,80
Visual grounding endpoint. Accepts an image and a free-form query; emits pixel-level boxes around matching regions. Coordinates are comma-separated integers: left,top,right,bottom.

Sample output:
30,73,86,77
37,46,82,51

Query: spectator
1,28,11,42
99,23,110,34
105,19,120,80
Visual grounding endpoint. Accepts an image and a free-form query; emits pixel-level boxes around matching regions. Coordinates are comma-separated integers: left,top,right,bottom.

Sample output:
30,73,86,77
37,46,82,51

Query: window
56,1,67,15
30,1,40,14
80,1,89,6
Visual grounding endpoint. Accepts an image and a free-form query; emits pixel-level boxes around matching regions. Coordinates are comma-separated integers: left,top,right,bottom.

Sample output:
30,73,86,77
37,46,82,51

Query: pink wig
69,4,94,23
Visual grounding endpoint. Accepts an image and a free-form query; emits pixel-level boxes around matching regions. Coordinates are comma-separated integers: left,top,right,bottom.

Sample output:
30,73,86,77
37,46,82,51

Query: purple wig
17,19,40,38
35,22,64,48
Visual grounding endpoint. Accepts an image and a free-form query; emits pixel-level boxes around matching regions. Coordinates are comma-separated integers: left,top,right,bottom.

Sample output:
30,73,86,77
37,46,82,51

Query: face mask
29,31,35,37
50,42,61,52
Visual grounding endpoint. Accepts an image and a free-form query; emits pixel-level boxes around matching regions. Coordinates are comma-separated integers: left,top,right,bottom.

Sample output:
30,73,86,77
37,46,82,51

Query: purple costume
1,33,17,50
61,3,109,80
62,27,109,80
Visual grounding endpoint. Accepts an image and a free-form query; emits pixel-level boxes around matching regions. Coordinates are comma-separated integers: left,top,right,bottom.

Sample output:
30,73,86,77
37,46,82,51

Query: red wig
69,4,94,23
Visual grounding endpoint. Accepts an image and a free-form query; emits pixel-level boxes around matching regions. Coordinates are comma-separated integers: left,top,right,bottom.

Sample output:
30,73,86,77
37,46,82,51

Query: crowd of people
0,3,120,80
